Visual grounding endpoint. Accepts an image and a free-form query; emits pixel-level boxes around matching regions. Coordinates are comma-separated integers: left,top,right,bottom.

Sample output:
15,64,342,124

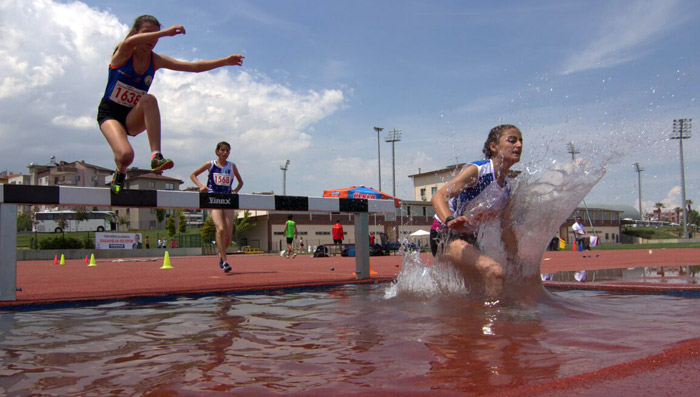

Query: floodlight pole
672,119,692,238
280,160,290,196
634,162,644,220
385,129,402,198
374,126,384,191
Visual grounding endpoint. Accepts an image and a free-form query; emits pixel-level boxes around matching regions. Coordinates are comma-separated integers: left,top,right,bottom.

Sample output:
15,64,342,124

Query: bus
33,210,115,233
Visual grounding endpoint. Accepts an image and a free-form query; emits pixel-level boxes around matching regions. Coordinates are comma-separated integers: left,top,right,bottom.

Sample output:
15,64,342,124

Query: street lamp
280,160,290,196
672,118,692,238
633,163,644,220
374,126,384,191
385,129,402,197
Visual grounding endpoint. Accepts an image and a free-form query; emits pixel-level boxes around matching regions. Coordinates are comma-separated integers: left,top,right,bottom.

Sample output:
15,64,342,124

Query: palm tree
654,202,665,221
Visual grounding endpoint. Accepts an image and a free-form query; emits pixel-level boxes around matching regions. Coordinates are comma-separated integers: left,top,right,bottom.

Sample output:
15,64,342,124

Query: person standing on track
97,14,244,194
284,214,298,259
191,141,243,273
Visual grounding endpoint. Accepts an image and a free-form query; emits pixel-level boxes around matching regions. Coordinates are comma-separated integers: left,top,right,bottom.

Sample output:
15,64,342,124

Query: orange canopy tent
322,186,401,207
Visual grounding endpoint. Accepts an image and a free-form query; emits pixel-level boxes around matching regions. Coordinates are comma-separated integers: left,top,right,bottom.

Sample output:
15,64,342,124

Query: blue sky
1,0,698,215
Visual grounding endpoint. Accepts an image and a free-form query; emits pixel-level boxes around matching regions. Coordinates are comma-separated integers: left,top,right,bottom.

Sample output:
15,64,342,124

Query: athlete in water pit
431,124,522,300
190,141,243,273
97,14,244,193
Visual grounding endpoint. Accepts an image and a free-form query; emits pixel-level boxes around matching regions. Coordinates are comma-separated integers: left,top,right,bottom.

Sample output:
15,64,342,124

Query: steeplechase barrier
0,184,396,301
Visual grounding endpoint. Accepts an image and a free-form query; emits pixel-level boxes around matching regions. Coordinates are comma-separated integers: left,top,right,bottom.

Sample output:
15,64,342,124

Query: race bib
213,173,231,186
109,80,146,108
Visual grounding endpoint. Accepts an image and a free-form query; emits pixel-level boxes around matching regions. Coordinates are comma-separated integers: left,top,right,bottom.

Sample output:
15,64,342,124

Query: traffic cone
88,254,97,267
54,254,58,265
572,241,577,251
354,266,379,277
85,254,89,264
59,254,65,266
160,251,173,269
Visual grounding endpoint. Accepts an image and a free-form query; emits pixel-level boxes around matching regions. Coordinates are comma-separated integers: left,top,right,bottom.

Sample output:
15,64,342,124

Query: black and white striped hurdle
0,184,396,301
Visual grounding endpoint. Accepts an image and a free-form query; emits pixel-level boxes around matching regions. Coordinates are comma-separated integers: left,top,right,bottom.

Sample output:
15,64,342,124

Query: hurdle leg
0,203,18,301
354,212,370,279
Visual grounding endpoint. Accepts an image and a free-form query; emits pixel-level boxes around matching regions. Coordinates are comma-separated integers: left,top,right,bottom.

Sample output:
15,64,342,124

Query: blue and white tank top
102,53,156,108
436,159,510,232
206,160,236,194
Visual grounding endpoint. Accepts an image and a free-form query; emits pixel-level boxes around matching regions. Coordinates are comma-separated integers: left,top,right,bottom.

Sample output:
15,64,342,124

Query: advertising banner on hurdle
95,232,143,250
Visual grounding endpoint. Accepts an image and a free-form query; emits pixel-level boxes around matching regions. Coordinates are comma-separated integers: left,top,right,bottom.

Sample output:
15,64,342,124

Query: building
408,164,464,202
563,205,624,245
408,164,522,203
27,157,113,187
113,168,184,230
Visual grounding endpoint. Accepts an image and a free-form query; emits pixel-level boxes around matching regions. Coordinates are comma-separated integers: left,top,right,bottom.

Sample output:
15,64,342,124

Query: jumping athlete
98,15,244,193
191,141,244,273
431,124,522,301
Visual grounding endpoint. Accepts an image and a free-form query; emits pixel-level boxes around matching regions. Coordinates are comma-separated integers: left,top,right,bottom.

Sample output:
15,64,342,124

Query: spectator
332,220,344,244
572,216,591,250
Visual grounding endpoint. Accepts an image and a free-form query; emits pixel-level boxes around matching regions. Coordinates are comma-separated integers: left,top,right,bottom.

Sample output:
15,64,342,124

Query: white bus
33,210,115,233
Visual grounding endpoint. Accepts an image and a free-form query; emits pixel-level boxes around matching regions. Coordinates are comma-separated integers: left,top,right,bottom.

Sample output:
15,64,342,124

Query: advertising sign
95,233,142,250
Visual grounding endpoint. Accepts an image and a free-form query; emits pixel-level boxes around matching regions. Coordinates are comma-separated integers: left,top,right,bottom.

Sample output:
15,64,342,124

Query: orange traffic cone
572,241,577,251
85,254,89,264
54,254,58,265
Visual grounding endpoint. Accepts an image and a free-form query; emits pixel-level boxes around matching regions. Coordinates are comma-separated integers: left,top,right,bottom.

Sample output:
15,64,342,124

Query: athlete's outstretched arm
155,53,244,73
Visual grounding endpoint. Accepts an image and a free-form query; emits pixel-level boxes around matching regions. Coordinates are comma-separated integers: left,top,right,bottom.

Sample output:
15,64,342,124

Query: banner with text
95,232,143,250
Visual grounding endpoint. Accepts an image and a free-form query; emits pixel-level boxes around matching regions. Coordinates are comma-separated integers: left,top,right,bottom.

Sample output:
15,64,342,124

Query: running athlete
431,124,523,300
98,15,244,193
191,141,244,273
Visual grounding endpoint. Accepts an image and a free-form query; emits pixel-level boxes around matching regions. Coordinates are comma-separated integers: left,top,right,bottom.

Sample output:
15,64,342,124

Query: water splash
388,158,605,303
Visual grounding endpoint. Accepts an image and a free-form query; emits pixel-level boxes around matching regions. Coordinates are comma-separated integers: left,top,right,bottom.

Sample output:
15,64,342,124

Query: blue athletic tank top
102,52,156,108
206,160,236,194
434,159,510,232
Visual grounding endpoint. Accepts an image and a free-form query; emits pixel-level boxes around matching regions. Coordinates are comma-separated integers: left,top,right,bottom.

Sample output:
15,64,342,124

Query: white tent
409,229,430,236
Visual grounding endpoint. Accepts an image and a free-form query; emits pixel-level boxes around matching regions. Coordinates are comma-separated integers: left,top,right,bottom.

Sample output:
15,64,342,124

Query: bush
622,229,656,239
39,236,83,250
83,235,95,249
201,217,216,244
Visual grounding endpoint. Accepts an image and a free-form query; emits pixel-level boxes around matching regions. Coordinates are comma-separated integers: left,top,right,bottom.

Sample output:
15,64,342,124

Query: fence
0,184,395,301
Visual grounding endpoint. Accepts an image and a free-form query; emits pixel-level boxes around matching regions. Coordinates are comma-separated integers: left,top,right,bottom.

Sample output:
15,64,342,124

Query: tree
57,216,68,234
75,207,90,230
17,213,32,232
201,216,216,243
654,202,665,221
156,208,166,228
166,214,176,237
689,209,700,227
117,214,129,231
232,210,256,246
177,210,187,234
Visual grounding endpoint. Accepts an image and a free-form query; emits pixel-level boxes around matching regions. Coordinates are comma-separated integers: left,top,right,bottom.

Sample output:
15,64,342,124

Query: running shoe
223,262,232,273
292,253,297,259
219,259,224,269
151,153,174,173
110,171,126,194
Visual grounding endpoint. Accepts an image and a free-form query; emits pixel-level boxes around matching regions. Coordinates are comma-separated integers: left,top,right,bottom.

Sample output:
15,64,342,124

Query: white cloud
559,0,686,75
0,0,345,195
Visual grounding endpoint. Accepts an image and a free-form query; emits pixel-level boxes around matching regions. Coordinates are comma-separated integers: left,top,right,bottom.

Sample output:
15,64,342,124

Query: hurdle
0,184,396,301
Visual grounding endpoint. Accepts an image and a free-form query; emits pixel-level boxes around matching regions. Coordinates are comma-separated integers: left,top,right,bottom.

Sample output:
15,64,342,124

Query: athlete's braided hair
482,124,520,158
